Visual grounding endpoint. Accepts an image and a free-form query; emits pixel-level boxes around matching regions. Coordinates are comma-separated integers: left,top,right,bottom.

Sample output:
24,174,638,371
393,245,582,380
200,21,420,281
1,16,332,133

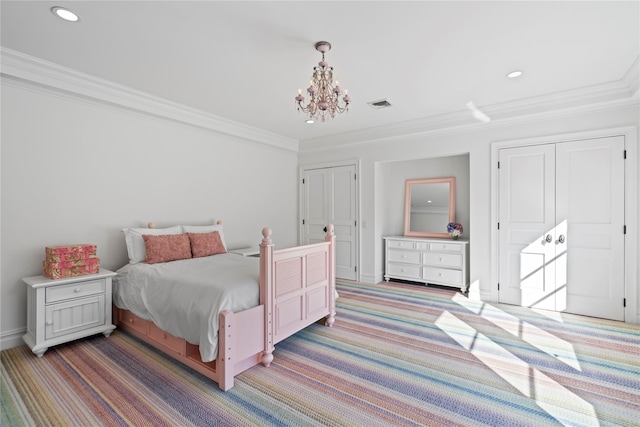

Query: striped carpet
2,281,639,426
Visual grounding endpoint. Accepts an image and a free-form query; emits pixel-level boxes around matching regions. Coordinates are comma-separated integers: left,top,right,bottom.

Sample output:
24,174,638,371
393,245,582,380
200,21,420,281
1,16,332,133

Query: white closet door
499,136,625,320
499,144,557,310
556,136,625,320
302,165,357,280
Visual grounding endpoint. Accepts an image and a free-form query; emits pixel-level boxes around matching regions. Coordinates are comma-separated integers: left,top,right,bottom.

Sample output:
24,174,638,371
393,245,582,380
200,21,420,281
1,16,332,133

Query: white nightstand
22,269,117,357
228,247,260,257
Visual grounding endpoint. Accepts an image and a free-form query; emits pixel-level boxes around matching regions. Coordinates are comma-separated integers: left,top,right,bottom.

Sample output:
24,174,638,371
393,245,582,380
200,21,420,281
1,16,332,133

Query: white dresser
384,236,469,292
22,269,117,357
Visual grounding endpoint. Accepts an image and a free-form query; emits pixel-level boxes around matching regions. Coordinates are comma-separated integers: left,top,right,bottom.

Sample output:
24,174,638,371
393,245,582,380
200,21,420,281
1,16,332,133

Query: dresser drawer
423,267,463,286
387,263,422,279
423,252,463,269
429,242,463,253
388,249,421,264
149,323,185,355
46,279,105,303
386,240,415,250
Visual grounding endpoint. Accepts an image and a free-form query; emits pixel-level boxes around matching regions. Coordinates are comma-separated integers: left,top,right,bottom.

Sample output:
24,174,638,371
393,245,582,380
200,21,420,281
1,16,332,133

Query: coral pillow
188,231,227,258
142,233,192,264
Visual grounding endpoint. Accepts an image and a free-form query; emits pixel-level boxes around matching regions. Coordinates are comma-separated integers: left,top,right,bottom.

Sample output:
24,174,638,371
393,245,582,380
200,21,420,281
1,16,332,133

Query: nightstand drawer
46,279,105,303
387,263,422,279
423,253,462,268
388,249,421,264
423,267,463,286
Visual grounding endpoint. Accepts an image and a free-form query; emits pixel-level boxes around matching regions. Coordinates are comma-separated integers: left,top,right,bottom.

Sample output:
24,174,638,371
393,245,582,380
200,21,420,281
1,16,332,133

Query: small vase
452,235,459,240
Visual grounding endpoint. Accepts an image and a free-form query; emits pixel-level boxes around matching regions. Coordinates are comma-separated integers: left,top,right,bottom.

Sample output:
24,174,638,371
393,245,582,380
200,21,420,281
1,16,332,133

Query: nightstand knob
74,287,81,293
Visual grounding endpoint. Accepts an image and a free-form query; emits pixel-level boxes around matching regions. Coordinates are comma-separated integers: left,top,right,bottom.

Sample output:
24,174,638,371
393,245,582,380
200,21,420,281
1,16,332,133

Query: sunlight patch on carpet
435,310,598,426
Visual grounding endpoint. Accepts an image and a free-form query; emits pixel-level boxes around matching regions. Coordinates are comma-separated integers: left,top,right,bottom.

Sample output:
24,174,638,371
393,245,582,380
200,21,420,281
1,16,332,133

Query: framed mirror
404,177,456,238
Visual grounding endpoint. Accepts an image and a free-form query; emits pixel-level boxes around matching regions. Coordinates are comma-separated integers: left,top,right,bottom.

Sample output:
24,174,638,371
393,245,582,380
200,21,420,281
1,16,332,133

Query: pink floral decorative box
43,244,99,278
43,259,100,279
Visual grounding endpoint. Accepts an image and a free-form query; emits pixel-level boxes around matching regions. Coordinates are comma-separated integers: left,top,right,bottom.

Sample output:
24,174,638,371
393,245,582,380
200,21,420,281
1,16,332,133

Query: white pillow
122,226,183,264
181,224,227,250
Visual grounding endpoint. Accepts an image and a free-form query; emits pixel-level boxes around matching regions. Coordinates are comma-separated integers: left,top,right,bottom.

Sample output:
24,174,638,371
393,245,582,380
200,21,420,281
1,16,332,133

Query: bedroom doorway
301,164,358,280
497,135,625,320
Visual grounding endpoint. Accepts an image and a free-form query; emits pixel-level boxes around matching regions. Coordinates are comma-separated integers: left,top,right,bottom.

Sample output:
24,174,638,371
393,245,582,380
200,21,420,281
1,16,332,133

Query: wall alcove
379,154,470,239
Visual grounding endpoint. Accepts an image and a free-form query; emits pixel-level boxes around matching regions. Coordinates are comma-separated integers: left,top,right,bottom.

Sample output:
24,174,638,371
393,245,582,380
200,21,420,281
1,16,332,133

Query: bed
112,221,336,391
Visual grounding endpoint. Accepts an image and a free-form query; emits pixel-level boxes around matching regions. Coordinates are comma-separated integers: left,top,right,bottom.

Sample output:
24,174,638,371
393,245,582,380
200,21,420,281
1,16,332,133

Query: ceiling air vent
368,99,392,109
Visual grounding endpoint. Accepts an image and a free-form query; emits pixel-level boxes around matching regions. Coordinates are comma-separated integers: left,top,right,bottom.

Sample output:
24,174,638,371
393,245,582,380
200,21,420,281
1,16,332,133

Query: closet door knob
545,234,553,243
557,235,565,244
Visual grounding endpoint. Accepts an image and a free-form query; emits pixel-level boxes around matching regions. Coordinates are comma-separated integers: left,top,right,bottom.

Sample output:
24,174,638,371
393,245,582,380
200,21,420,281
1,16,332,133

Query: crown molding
0,48,298,152
300,56,640,152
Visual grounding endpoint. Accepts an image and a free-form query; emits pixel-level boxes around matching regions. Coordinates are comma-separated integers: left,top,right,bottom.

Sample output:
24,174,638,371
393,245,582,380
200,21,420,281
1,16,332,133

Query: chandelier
295,41,351,123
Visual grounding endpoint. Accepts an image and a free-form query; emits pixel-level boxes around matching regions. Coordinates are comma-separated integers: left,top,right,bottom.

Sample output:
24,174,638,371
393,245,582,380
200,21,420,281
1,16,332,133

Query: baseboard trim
0,328,26,351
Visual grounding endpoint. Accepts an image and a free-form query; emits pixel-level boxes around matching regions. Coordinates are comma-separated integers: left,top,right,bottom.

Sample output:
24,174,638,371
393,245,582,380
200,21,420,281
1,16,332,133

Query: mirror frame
403,177,456,238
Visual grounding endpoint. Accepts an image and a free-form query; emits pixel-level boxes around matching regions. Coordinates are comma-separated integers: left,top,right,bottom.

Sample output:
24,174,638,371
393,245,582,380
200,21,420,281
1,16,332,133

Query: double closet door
498,136,625,320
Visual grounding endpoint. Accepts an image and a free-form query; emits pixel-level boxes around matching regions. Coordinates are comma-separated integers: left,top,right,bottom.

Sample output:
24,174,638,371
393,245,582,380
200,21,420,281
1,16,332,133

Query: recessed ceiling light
51,6,80,22
506,70,523,79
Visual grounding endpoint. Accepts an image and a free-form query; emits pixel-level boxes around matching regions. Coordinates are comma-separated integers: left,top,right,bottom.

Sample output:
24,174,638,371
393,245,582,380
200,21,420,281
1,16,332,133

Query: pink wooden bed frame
113,223,336,391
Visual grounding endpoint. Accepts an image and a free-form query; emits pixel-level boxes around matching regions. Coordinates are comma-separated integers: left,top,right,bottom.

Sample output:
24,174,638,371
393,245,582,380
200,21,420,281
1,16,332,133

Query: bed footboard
259,224,336,365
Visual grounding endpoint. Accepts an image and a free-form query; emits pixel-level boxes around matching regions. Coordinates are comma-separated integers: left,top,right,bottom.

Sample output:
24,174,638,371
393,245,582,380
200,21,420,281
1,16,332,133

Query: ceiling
1,1,638,145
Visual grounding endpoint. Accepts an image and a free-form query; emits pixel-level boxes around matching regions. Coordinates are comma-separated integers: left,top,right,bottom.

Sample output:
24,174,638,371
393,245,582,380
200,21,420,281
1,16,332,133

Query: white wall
0,79,299,348
298,101,639,320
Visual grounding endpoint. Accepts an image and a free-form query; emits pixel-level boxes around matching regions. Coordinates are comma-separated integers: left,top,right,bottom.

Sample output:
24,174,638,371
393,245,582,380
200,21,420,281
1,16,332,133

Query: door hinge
623,298,626,307
497,161,500,169
497,222,500,230
302,178,305,184
354,220,357,226
624,225,627,234
354,173,357,180
624,150,627,159
355,266,357,272
497,283,500,291
302,219,305,225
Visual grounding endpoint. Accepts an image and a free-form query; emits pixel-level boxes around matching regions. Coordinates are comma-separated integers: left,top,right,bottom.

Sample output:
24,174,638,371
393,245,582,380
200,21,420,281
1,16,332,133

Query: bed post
259,227,274,367
325,224,336,327
218,309,234,391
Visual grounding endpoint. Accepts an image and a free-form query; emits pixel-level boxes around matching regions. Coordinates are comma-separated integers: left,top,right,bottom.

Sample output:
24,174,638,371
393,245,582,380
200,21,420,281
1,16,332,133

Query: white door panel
302,165,358,280
556,137,625,320
499,144,556,311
